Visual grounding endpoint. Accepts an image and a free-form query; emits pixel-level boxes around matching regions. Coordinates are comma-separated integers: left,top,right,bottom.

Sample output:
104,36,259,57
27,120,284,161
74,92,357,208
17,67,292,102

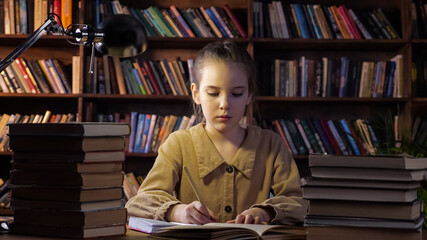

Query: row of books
0,58,72,94
0,111,75,152
258,55,403,98
412,0,427,39
0,0,76,35
94,1,247,38
127,114,197,154
89,56,192,95
253,1,400,40
0,178,10,211
8,122,129,238
265,118,379,156
412,60,427,97
304,155,424,240
122,172,143,202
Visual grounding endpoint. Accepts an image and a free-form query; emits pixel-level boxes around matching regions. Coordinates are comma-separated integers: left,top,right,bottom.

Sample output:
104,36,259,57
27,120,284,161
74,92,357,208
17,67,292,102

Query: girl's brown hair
192,41,256,123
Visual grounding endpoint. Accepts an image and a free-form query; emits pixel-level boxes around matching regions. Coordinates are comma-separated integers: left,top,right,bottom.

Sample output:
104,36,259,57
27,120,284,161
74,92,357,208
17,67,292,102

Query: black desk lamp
0,13,147,73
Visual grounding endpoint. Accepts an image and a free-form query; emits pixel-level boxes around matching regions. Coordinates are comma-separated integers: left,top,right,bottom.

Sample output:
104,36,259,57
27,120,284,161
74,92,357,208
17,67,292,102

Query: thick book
129,217,306,239
302,185,418,202
308,199,422,220
9,136,125,152
305,215,424,230
12,161,123,173
307,225,422,240
13,151,125,163
309,155,427,169
14,208,127,227
8,122,130,137
13,223,126,239
310,166,426,181
11,198,124,211
10,171,124,188
302,177,420,190
11,186,123,202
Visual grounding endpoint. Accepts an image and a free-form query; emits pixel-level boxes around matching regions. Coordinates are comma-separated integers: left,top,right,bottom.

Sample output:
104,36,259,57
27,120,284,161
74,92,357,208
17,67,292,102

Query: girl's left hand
226,207,273,224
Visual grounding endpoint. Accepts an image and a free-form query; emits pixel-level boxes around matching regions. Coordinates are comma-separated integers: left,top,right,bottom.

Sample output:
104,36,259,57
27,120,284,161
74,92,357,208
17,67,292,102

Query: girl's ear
246,93,252,105
191,83,201,104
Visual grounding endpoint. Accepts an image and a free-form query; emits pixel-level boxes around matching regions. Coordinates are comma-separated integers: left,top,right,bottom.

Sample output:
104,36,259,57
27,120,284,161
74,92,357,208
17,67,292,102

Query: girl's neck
204,124,246,147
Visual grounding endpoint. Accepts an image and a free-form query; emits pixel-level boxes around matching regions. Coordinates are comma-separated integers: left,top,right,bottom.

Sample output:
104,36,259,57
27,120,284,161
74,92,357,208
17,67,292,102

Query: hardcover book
11,186,123,202
8,122,130,137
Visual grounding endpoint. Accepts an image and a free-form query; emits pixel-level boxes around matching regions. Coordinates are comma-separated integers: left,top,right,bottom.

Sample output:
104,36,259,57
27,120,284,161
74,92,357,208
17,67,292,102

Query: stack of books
303,155,425,240
8,122,129,238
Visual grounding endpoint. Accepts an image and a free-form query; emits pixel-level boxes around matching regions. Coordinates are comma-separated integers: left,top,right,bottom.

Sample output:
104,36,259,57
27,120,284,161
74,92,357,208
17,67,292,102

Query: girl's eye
207,92,219,96
232,93,244,97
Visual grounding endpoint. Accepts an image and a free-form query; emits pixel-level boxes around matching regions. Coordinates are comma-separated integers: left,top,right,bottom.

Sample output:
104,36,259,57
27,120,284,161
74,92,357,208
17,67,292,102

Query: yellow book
113,57,126,95
162,9,183,37
200,6,222,38
159,61,177,95
168,62,185,95
61,0,72,27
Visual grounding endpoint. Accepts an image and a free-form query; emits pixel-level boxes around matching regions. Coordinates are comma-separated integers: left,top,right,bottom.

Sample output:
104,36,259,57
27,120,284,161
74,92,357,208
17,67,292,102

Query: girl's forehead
200,62,249,87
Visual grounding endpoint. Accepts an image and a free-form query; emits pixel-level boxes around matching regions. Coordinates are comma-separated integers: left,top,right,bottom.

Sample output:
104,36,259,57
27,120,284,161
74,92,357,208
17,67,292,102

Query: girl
125,41,307,225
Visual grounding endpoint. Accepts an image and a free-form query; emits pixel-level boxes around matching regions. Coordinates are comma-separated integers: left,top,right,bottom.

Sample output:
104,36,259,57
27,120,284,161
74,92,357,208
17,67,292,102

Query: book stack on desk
7,122,130,239
303,155,426,240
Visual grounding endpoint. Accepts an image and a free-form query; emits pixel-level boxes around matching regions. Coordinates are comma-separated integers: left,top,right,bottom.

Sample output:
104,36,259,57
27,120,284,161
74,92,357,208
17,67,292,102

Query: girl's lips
217,115,231,120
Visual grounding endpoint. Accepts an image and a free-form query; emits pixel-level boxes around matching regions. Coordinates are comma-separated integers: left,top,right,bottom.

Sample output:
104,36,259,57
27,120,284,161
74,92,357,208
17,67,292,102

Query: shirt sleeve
251,135,308,225
125,133,183,220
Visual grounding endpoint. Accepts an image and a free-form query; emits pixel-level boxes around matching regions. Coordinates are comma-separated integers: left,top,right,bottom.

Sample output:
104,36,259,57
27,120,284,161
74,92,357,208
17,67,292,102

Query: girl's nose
220,95,230,110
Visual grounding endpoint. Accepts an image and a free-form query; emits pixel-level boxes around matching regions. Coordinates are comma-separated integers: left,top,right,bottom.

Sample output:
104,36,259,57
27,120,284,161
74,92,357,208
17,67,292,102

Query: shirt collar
190,123,258,179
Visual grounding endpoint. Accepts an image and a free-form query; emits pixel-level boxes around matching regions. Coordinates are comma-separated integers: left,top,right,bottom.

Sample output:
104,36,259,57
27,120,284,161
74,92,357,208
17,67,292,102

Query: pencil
183,165,203,202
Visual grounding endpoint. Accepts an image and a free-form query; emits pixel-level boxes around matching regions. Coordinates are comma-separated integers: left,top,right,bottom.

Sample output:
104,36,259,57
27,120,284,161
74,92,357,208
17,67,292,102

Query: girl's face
191,61,252,134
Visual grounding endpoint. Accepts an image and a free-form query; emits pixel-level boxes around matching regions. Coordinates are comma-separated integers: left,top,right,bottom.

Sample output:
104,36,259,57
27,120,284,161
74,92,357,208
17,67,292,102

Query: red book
320,119,342,155
273,120,292,152
15,59,37,93
338,5,361,39
223,4,247,38
140,63,161,95
143,61,165,95
53,0,61,24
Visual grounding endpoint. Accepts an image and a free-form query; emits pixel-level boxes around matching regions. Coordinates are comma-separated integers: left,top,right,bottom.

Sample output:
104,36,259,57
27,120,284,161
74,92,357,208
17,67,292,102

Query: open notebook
128,216,306,239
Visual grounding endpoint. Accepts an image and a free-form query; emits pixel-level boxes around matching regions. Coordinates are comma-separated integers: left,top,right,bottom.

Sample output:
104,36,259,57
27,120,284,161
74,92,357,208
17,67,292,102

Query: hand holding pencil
165,166,217,225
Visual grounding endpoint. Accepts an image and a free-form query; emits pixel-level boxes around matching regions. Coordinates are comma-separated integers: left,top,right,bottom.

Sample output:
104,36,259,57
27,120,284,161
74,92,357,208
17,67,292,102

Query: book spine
224,4,247,38
294,118,314,154
170,5,195,37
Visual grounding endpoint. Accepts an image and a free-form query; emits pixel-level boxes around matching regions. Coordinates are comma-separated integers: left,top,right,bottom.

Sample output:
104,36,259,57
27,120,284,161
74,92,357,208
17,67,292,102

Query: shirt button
225,205,232,213
226,165,233,173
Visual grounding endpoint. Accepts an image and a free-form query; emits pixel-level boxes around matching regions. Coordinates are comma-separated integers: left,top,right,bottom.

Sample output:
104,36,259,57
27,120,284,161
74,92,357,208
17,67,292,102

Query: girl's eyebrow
204,86,247,89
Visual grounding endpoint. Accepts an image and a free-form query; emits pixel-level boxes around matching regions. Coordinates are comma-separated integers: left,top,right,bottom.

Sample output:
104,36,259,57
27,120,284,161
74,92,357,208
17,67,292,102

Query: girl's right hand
167,201,217,225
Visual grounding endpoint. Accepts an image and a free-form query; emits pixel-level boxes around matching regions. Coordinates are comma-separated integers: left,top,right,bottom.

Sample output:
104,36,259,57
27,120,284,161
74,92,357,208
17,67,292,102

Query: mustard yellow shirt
125,123,307,224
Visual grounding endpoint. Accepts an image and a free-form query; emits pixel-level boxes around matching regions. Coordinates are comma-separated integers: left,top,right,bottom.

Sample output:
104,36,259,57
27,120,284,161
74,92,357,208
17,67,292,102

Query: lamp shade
95,14,147,58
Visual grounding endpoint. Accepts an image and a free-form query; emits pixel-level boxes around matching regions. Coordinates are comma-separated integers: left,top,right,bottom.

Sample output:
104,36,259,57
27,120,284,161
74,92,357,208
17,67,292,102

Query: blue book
327,120,349,155
312,119,335,154
19,0,27,34
205,8,229,37
140,114,152,152
306,5,323,39
340,119,361,155
128,112,138,153
133,68,146,95
373,61,382,98
144,114,157,153
134,114,146,153
339,57,349,97
386,61,396,97
292,4,313,39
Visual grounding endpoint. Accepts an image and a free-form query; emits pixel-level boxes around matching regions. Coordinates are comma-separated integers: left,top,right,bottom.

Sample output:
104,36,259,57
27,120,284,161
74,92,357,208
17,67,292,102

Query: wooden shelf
253,39,407,51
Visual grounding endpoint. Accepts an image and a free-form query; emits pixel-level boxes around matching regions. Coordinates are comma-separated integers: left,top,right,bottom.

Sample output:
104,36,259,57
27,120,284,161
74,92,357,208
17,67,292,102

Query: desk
0,229,149,240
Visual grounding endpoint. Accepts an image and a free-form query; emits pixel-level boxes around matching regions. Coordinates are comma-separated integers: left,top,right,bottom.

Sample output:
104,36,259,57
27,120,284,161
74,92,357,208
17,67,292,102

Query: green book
147,6,174,37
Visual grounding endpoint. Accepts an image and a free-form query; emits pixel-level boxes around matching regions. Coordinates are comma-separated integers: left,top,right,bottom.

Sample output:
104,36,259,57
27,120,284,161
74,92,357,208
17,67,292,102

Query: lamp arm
0,15,61,72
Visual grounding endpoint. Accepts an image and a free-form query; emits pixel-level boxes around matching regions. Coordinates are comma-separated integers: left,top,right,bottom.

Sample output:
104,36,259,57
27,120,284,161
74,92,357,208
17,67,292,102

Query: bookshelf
0,0,424,181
